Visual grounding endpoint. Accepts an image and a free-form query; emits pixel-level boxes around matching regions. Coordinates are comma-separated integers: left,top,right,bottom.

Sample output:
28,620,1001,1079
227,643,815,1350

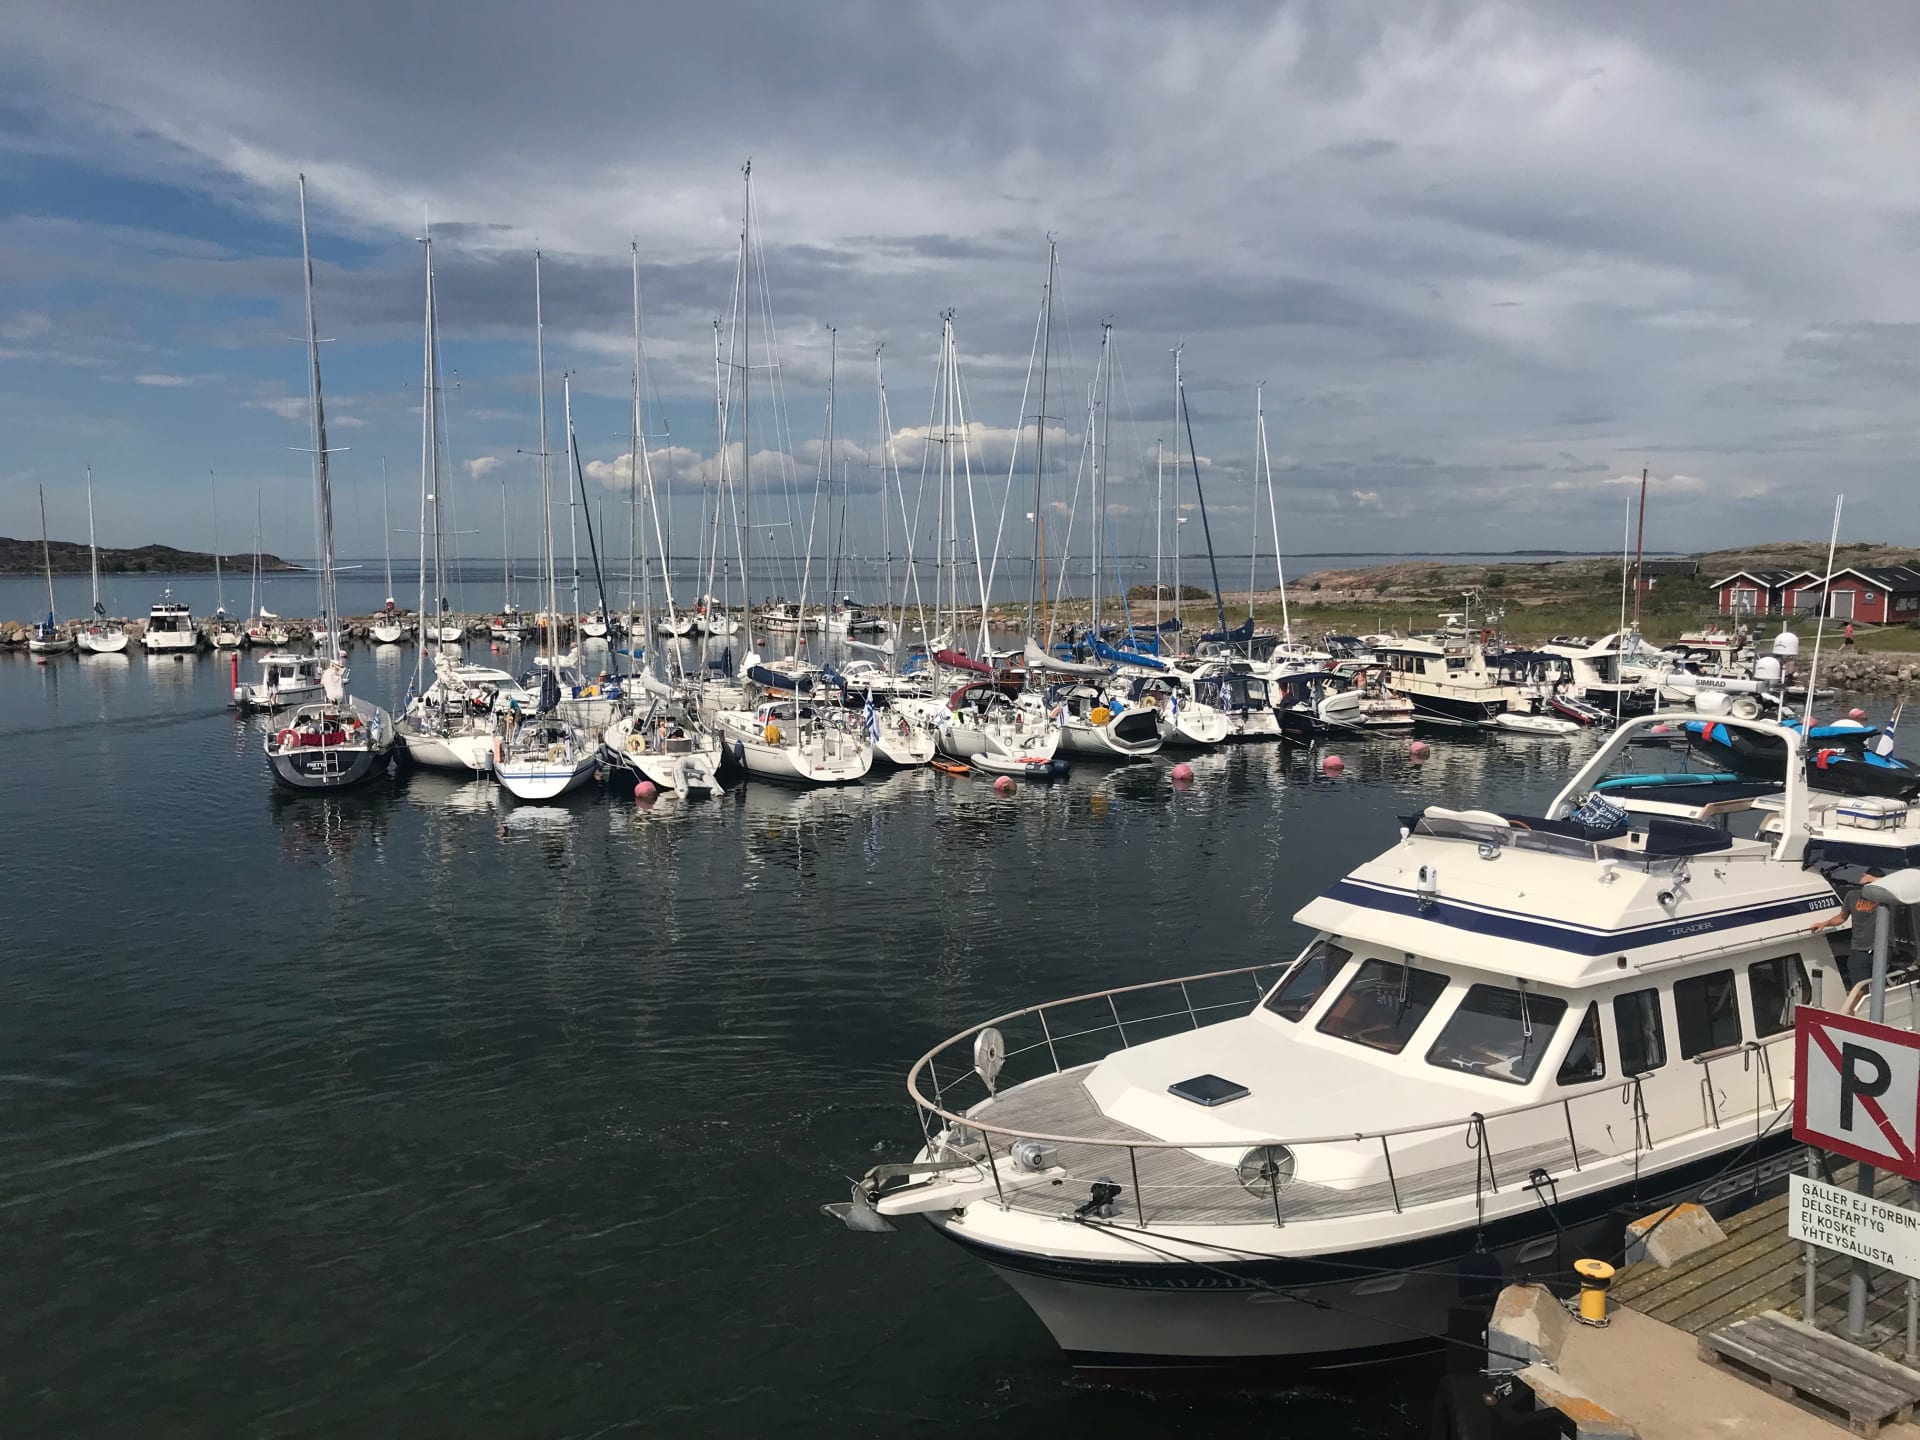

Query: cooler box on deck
1837,797,1908,831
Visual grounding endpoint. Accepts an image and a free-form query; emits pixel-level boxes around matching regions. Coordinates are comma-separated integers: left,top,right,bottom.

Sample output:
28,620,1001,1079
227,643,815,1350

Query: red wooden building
1709,568,1814,617
1782,565,1920,625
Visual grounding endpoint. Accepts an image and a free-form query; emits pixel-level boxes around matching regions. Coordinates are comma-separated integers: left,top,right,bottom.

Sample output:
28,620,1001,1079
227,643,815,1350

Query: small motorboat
1493,711,1581,736
968,752,1069,781
1686,718,1920,801
1549,693,1612,726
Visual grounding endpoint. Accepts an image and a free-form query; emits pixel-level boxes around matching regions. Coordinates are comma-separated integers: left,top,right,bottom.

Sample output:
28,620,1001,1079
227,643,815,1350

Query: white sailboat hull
76,629,129,655
142,631,200,654
602,715,725,796
712,713,874,785
28,635,75,655
1155,706,1231,747
371,623,406,644
399,728,497,773
1056,709,1162,759
494,755,597,800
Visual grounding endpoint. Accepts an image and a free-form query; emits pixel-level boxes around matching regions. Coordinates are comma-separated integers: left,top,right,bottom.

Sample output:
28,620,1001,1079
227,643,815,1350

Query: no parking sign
1795,1008,1920,1180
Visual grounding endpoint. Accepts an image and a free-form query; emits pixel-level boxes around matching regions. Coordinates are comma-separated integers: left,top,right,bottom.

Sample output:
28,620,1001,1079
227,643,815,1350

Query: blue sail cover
747,664,812,693
1091,636,1166,671
1200,617,1256,645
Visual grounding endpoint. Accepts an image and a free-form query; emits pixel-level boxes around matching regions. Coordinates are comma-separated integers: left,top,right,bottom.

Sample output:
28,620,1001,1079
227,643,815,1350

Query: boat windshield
1425,984,1569,1085
1316,958,1448,1054
1262,939,1350,1022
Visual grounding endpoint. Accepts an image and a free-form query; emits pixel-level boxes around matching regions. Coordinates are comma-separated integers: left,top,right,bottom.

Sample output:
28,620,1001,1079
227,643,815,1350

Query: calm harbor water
2,639,1611,1437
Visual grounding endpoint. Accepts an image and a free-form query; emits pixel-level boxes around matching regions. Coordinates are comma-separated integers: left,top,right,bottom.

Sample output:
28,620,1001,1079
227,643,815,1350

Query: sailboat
242,491,288,648
494,250,598,801
602,241,724,796
264,175,396,791
27,485,75,656
207,470,244,648
890,309,1060,764
74,467,128,653
397,228,511,774
703,163,873,785
371,459,407,644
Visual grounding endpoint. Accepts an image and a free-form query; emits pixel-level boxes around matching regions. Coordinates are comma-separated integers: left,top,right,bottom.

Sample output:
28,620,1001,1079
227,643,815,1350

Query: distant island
0,537,295,575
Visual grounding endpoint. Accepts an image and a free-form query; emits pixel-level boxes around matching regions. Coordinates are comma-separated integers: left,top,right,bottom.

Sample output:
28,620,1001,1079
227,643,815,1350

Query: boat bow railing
903,963,1797,1228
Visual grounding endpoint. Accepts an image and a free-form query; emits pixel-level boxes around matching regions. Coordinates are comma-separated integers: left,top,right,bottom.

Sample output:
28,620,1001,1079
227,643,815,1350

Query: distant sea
1,551,1625,623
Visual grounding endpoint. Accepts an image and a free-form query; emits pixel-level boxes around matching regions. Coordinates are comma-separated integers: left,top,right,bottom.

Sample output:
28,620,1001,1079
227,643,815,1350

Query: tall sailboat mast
296,174,343,670
1093,323,1113,641
741,160,753,648
209,469,226,617
534,251,555,663
85,466,102,618
39,485,56,626
380,457,394,606
1025,240,1056,637
1256,385,1291,643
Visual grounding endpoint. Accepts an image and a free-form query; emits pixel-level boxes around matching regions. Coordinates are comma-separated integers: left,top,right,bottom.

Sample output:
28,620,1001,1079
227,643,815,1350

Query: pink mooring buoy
1170,762,1194,783
1649,723,1669,734
1409,740,1430,761
634,781,657,802
993,775,1016,795
1321,754,1345,776
1851,708,1868,721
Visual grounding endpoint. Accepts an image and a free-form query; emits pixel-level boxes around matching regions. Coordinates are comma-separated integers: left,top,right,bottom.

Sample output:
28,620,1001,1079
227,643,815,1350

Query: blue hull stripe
1324,878,1839,956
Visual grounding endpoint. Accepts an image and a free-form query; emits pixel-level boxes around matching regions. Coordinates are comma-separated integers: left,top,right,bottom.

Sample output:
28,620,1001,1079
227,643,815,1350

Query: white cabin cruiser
838,712,1857,1370
1180,661,1282,741
1049,682,1162,760
233,652,326,712
141,592,201,654
1373,634,1534,729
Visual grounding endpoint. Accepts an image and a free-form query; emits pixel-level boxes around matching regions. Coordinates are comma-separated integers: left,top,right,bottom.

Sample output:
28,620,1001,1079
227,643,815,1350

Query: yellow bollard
1575,1258,1615,1325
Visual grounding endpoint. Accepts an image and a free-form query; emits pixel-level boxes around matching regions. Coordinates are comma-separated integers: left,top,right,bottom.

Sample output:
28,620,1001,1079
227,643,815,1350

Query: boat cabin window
1317,958,1448,1054
1425,984,1568,1085
1674,970,1743,1058
1555,1004,1607,1086
1746,955,1811,1038
1263,940,1351,1022
1615,988,1667,1075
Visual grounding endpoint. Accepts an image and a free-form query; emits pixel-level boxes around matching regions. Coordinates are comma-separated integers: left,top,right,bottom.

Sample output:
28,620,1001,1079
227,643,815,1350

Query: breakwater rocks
1811,650,1920,694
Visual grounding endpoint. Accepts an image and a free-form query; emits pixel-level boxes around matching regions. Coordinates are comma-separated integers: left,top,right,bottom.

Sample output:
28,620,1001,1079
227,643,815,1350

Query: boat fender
733,739,746,765
492,735,505,768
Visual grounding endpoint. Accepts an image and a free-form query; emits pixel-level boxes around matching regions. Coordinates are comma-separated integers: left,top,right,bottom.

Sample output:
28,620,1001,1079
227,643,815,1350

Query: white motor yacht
141,592,201,654
837,711,1846,1370
233,652,326,712
1372,634,1535,729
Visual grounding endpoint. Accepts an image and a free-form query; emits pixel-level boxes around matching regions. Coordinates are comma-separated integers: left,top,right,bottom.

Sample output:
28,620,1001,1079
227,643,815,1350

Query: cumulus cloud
3,2,1918,553
465,455,504,480
134,372,192,386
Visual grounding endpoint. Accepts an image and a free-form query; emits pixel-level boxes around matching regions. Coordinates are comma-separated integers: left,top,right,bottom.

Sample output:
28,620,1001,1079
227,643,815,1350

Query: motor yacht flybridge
835,711,1864,1371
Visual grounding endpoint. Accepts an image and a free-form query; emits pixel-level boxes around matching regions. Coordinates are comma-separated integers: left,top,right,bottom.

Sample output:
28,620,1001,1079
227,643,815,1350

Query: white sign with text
1788,1173,1920,1280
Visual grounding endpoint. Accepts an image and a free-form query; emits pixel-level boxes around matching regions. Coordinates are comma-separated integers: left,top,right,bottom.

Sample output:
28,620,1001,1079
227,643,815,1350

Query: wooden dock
1613,1164,1920,1361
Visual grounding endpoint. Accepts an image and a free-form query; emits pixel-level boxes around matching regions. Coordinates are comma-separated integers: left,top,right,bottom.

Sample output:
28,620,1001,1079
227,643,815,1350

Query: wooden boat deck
970,1067,1603,1227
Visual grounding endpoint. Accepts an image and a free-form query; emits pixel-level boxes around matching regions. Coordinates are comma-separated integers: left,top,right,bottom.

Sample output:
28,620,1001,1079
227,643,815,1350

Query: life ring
546,743,564,763
626,734,645,754
276,728,295,749
1815,748,1840,770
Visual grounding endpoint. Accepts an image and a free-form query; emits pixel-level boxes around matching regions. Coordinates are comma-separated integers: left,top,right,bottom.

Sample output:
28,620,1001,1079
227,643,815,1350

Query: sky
3,1,1918,570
